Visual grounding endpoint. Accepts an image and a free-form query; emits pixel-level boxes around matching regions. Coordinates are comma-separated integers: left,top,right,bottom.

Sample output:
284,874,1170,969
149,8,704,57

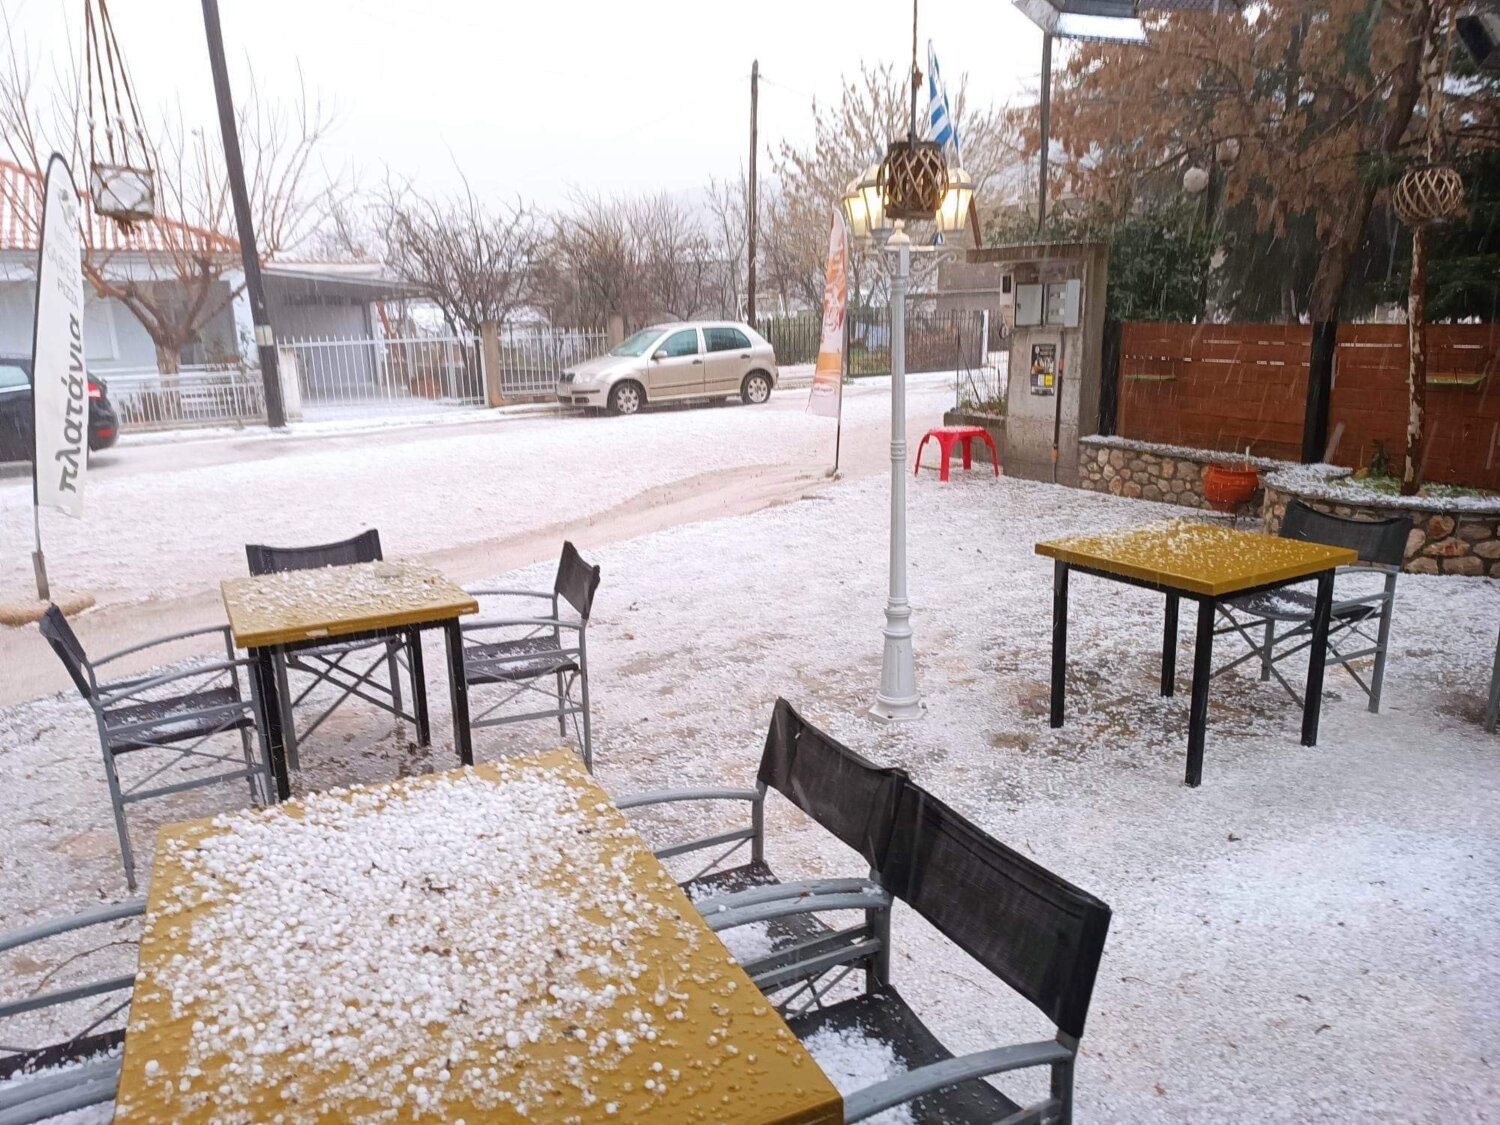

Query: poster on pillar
1029,342,1057,396
31,154,90,517
806,210,848,419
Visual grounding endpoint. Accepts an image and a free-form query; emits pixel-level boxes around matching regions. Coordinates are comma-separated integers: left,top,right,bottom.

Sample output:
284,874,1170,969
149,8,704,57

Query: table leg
252,646,291,802
962,436,973,471
444,618,473,766
985,432,1000,476
939,437,952,482
408,627,430,747
1162,593,1179,697
1300,570,1336,746
1185,598,1215,787
1050,561,1069,728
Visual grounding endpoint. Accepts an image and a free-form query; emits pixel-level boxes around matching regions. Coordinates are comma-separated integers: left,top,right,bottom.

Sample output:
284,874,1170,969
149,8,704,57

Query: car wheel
608,381,644,416
741,372,772,405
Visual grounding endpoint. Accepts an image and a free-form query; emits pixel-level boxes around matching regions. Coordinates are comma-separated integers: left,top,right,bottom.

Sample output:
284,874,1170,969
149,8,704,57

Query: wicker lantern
84,0,157,230
1392,162,1466,227
877,137,948,221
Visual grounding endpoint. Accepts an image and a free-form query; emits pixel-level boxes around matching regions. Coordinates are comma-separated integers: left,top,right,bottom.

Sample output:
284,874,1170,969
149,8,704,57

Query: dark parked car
0,354,120,463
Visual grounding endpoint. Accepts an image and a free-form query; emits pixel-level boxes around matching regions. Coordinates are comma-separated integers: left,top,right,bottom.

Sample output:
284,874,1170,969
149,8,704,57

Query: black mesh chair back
1280,500,1411,568
554,540,602,620
38,605,94,701
881,785,1111,1039
757,698,909,870
245,529,383,576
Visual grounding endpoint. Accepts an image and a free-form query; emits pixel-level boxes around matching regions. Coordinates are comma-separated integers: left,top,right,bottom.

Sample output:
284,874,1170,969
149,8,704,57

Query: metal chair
1214,501,1413,712
0,899,145,1123
773,783,1112,1124
461,541,600,769
244,530,415,770
37,606,272,892
621,699,909,1015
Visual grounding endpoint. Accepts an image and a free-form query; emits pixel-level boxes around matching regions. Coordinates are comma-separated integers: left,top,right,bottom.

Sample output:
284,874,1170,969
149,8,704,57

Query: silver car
557,321,778,415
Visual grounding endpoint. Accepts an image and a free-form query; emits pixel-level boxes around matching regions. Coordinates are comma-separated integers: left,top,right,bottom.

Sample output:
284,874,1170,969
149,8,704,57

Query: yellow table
221,561,479,799
115,750,842,1124
1035,520,1357,785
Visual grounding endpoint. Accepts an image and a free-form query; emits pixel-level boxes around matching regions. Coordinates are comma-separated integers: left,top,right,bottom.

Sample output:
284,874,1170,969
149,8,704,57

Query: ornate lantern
1392,162,1466,227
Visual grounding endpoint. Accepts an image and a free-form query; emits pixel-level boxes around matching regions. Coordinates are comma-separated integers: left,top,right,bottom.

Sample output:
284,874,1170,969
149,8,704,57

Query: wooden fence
1115,322,1500,489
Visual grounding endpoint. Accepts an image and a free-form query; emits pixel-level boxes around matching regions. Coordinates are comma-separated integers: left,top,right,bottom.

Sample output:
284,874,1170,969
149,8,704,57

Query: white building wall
0,280,238,372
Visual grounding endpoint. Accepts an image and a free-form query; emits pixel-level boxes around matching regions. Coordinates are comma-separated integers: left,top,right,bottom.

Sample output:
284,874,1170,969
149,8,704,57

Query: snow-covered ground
0,373,955,706
4,460,1497,1121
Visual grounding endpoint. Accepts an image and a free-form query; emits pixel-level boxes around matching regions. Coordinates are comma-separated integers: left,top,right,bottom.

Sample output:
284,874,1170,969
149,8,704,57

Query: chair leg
1487,628,1500,734
1368,582,1398,714
387,640,405,739
100,745,137,893
238,723,260,804
578,660,593,773
555,670,568,737
1260,621,1275,681
1051,1052,1077,1125
274,654,300,772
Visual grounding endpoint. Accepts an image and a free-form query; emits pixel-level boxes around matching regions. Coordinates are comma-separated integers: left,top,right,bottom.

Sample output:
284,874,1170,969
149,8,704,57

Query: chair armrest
842,1041,1074,1124
464,587,554,599
0,1058,122,1119
694,876,878,915
615,786,762,811
460,616,581,632
96,658,255,708
0,900,146,954
705,887,891,933
93,624,232,666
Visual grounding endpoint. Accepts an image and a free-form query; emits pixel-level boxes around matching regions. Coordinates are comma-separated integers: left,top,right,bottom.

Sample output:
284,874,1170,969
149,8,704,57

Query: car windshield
610,328,665,358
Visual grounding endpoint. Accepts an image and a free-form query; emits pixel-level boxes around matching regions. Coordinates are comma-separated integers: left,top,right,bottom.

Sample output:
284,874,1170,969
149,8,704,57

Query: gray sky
8,0,1045,202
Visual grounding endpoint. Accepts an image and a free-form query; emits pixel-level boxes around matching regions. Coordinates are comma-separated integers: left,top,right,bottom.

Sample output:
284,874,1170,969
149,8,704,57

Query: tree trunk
1403,225,1428,495
154,341,184,422
1300,1,1433,462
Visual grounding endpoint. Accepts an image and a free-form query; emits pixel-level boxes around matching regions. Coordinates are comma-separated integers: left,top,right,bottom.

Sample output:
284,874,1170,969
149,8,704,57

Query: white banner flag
806,209,848,420
31,154,89,518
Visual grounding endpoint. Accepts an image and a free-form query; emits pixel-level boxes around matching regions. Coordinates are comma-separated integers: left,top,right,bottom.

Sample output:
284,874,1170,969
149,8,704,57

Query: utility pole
1037,31,1052,235
201,0,286,429
746,60,759,324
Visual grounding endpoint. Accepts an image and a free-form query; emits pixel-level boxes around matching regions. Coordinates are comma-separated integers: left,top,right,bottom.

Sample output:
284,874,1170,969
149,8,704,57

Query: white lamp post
843,159,974,723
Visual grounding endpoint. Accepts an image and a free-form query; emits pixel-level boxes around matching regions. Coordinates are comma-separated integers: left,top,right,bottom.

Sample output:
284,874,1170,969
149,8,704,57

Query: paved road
0,374,960,704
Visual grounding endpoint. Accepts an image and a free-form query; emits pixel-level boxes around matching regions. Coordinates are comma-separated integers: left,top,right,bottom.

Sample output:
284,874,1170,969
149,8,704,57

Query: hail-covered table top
1035,519,1357,598
220,560,478,649
114,750,841,1124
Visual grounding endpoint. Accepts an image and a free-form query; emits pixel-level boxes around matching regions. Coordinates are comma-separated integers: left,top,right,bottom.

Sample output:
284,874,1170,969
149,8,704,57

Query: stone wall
1077,438,1500,578
1262,470,1500,578
1076,436,1285,510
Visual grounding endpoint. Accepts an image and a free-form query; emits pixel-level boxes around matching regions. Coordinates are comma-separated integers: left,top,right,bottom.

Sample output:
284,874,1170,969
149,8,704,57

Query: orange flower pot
1203,464,1261,513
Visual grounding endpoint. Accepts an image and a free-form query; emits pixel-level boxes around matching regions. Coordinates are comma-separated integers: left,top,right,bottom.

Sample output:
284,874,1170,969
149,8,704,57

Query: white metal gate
281,335,485,418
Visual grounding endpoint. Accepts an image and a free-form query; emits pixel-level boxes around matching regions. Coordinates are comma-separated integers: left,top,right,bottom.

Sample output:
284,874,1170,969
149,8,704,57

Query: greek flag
926,41,961,164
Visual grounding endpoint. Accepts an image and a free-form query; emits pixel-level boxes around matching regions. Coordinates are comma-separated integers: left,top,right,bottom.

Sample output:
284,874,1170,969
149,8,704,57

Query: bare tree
705,173,748,317
632,192,714,322
378,171,543,336
542,190,717,329
766,61,1021,311
0,21,335,374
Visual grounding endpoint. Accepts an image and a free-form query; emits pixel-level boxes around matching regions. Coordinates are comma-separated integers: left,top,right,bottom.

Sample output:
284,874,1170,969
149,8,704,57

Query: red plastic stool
914,425,1000,481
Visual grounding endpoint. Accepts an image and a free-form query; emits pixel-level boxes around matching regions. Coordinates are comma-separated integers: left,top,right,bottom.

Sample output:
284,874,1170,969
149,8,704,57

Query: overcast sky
7,0,1045,203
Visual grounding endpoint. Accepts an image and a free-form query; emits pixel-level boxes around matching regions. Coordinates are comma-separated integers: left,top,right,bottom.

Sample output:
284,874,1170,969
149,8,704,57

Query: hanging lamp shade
1392,163,1466,227
933,167,974,233
878,137,948,221
842,163,889,240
